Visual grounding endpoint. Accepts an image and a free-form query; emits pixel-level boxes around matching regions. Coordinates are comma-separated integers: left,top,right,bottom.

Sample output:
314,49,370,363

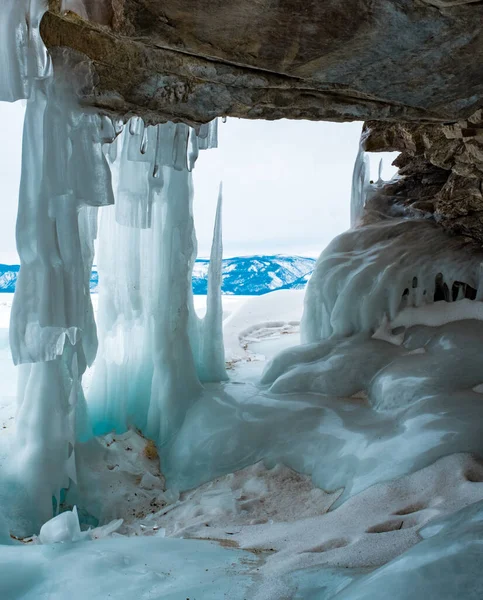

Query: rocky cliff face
42,0,483,125
363,112,483,244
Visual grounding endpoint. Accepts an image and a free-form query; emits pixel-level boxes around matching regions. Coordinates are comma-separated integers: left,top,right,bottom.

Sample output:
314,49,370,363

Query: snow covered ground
1,289,483,599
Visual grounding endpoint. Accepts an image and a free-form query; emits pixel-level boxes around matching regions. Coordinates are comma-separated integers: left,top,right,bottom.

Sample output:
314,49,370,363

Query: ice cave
1,1,483,599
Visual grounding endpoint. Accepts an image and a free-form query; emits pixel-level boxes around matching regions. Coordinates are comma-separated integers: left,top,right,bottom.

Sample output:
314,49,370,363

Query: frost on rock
88,118,224,443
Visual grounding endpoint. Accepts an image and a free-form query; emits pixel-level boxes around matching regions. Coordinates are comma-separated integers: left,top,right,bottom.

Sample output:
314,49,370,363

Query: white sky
0,102,398,263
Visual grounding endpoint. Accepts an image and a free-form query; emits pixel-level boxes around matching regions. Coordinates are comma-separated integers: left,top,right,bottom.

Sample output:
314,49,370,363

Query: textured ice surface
0,535,257,600
302,218,483,342
0,0,50,102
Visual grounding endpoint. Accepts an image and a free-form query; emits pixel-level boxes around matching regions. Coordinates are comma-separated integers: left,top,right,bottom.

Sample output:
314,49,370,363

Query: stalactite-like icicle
377,158,384,184
198,120,219,150
192,184,228,382
146,166,203,444
350,140,371,228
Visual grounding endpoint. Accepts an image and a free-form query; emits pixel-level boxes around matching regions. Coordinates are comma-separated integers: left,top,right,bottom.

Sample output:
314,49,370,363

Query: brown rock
41,0,483,125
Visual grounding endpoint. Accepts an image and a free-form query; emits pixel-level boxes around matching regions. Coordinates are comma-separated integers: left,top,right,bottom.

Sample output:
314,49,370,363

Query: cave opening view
1,2,483,600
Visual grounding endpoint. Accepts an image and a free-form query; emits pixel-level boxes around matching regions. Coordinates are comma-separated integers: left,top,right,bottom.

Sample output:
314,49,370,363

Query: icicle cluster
1,2,226,529
301,219,483,343
89,118,224,444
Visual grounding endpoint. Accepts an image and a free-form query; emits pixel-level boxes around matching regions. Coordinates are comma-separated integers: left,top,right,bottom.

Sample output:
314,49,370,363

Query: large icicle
350,140,371,228
89,119,223,444
146,163,203,444
190,183,228,382
7,50,113,531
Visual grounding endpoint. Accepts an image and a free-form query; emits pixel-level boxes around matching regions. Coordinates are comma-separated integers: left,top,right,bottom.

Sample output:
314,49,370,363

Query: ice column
90,119,225,445
8,54,114,529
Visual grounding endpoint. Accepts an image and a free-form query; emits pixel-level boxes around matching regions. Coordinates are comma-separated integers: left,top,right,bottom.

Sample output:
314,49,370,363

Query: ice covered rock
302,219,483,343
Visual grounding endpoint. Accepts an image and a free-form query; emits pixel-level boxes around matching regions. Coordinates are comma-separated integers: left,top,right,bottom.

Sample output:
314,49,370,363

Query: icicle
198,119,219,150
196,183,228,382
129,116,140,135
377,158,384,184
113,118,124,137
146,166,203,445
350,140,371,228
8,50,107,531
187,128,200,172
90,117,220,444
116,126,152,228
140,126,149,155
172,123,189,171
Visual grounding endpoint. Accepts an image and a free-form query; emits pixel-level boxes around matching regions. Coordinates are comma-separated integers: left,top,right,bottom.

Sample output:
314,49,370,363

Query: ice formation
88,119,224,444
0,0,50,102
1,3,224,529
1,2,483,598
301,218,483,342
350,140,370,227
6,51,112,527
190,183,228,383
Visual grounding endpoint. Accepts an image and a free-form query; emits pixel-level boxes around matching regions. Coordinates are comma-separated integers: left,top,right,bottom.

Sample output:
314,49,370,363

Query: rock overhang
41,0,483,126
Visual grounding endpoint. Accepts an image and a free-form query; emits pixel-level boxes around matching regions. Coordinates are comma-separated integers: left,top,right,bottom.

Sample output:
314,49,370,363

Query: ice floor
1,290,483,599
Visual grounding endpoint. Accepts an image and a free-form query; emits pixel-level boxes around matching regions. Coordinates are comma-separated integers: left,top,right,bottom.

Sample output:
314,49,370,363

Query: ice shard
190,184,228,382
